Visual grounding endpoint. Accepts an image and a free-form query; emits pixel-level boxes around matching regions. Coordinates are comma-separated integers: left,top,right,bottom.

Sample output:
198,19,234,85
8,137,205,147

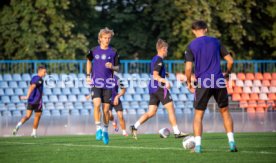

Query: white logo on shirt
101,54,107,60
95,54,100,60
158,63,162,66
38,81,42,84
107,56,111,60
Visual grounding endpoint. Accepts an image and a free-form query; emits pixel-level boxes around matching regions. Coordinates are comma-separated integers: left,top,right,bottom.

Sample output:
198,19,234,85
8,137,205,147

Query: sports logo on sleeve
158,62,162,66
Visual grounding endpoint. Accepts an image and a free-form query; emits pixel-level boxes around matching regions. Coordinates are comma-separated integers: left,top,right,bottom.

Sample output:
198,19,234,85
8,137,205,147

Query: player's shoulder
89,46,99,53
110,47,118,53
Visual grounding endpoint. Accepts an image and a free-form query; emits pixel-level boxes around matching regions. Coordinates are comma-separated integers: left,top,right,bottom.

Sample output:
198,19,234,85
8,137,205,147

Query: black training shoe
174,132,189,138
129,125,138,140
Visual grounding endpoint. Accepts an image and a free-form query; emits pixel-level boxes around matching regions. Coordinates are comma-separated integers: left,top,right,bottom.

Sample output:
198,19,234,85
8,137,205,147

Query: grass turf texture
0,133,276,162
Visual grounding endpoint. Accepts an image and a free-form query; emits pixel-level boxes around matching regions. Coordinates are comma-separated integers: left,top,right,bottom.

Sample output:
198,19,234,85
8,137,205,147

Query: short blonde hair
98,27,114,43
156,38,168,50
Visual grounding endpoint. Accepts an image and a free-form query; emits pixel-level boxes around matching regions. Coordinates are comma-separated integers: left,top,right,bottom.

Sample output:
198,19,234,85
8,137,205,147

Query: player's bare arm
223,54,234,79
20,84,36,100
185,61,194,93
86,59,92,84
153,71,170,89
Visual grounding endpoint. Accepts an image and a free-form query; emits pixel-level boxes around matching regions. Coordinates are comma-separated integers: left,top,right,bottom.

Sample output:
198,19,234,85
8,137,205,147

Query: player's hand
85,95,91,100
223,72,230,80
105,62,113,69
165,72,169,78
20,96,28,100
186,82,195,94
113,96,119,105
86,76,91,84
165,81,171,90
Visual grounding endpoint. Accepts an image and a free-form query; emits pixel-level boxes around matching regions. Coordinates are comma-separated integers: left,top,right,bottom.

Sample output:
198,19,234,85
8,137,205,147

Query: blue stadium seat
45,103,55,110
9,81,18,88
23,88,28,94
80,88,89,95
44,88,52,95
65,102,74,109
131,73,140,79
124,94,133,101
16,103,25,110
172,87,180,94
80,109,89,116
43,110,51,116
127,109,136,114
131,101,140,109
137,108,145,114
157,109,164,115
178,94,187,101
122,101,130,109
175,108,183,114
51,109,60,116
168,73,176,80
185,101,193,108
180,86,190,94
3,110,12,116
71,88,80,95
52,88,61,95
123,73,132,79
3,74,12,81
59,95,68,102
18,81,28,88
139,80,148,88
62,88,71,95
5,88,14,96
142,94,149,101
22,74,31,81
49,73,59,80
133,94,142,101
175,101,185,109
60,109,69,116
0,103,6,111
0,74,2,81
12,110,21,117
187,94,194,101
74,102,83,109
42,96,49,102
68,95,77,102
0,81,8,88
141,73,149,79
139,101,148,109
78,73,86,79
171,94,178,101
183,108,192,114
49,95,58,102
7,103,16,111
56,81,65,88
77,95,86,102
12,74,22,81
69,73,77,79
0,89,4,96
14,88,24,96
83,102,93,109
70,109,79,116
55,102,64,110
11,96,20,103
126,88,135,94
135,88,145,94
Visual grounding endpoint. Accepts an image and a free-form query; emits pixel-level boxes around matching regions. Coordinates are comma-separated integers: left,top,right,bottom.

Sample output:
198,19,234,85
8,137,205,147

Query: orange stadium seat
247,107,255,113
248,100,257,108
241,93,250,100
232,93,241,101
257,100,267,108
239,100,248,108
233,87,243,94
268,93,276,100
237,73,246,80
255,73,263,80
263,73,272,80
227,87,234,95
262,80,271,87
250,93,259,100
256,107,265,112
226,80,235,88
246,73,255,80
271,80,276,86
272,73,276,79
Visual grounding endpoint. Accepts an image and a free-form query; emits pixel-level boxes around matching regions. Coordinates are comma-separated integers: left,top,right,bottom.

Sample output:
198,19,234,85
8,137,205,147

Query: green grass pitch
0,133,276,162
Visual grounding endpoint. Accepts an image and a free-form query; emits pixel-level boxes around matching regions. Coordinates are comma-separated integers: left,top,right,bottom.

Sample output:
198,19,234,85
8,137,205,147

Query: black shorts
194,88,229,110
27,104,43,112
149,87,173,106
109,100,123,112
91,87,112,103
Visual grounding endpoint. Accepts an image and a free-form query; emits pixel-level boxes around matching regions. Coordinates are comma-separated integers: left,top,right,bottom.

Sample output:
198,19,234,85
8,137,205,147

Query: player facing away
109,74,128,136
130,39,189,140
185,20,237,153
12,66,47,138
86,27,120,145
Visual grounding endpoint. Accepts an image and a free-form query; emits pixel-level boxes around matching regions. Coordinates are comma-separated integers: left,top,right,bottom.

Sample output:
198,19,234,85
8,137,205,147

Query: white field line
1,141,276,155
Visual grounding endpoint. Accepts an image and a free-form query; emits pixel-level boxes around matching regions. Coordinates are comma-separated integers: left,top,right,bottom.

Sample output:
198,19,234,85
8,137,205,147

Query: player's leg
31,111,42,138
101,89,112,144
109,105,118,132
193,88,211,153
214,88,237,152
114,102,127,136
13,106,33,135
92,88,103,140
161,90,189,138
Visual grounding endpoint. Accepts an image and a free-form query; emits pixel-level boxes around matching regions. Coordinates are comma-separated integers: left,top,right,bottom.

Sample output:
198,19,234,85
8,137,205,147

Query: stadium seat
51,110,60,116
233,87,243,94
22,74,31,81
0,89,4,96
250,93,259,100
227,86,234,95
248,100,257,108
247,107,255,113
126,87,135,94
226,80,235,88
68,95,77,102
243,87,251,93
254,73,263,80
244,80,253,87
71,88,81,95
141,73,149,79
237,73,246,80
171,94,178,101
139,101,148,109
257,100,267,108
263,73,272,80
11,96,20,103
123,73,132,79
172,87,180,94
23,88,28,94
124,94,133,101
251,87,260,93
17,103,25,110
259,93,268,100
256,107,265,112
43,110,51,116
229,73,237,80
80,109,89,116
52,88,61,95
187,94,194,101
239,100,248,108
12,110,21,117
268,93,276,100
133,94,142,101
3,74,12,81
176,73,187,81
128,109,136,114
168,73,176,80
80,88,89,95
269,86,276,93
235,80,244,87
62,88,71,95
232,93,241,101
185,101,193,109
253,80,262,87
246,73,255,80
44,88,52,95
49,95,58,102
12,74,22,81
142,94,150,101
130,101,139,109
175,101,185,108
271,80,276,86
0,81,8,88
0,74,2,81
272,73,276,79
18,81,28,88
135,88,145,94
77,95,86,102
179,94,187,101
42,96,49,102
180,86,190,94
64,102,74,109
241,93,250,100
7,103,16,111
58,95,68,102
69,73,77,79
3,110,12,116
5,88,14,95
262,80,270,87
267,100,275,107
74,102,83,109
260,86,269,93
8,81,18,88
55,102,64,110
45,103,55,110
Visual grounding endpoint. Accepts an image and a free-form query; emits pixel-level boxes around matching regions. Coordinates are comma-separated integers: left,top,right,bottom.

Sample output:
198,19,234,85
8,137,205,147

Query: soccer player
130,39,189,140
86,27,120,144
12,66,47,138
109,74,128,136
184,20,237,153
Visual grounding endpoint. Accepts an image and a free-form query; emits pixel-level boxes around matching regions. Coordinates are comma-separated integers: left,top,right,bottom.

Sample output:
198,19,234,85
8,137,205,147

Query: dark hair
192,20,207,30
37,65,46,72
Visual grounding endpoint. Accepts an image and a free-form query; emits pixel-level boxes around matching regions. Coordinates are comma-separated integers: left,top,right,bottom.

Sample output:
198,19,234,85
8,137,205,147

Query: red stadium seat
227,87,234,95
232,93,241,101
255,73,263,80
248,100,257,108
246,73,255,80
241,93,250,100
256,107,265,112
239,100,248,108
237,73,246,80
271,80,276,86
257,100,267,108
272,73,276,79
247,107,255,113
263,73,272,80
262,80,271,87
233,87,243,94
268,93,276,100
250,93,259,100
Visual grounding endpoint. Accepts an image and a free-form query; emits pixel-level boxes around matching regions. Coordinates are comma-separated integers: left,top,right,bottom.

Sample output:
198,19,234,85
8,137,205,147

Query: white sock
103,125,108,132
172,125,180,134
122,130,127,135
134,121,140,129
95,122,101,131
195,136,201,146
32,129,37,135
16,122,22,129
227,132,234,142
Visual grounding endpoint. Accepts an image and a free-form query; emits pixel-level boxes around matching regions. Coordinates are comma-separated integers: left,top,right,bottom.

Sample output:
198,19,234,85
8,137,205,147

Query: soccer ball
182,136,195,150
159,128,170,138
